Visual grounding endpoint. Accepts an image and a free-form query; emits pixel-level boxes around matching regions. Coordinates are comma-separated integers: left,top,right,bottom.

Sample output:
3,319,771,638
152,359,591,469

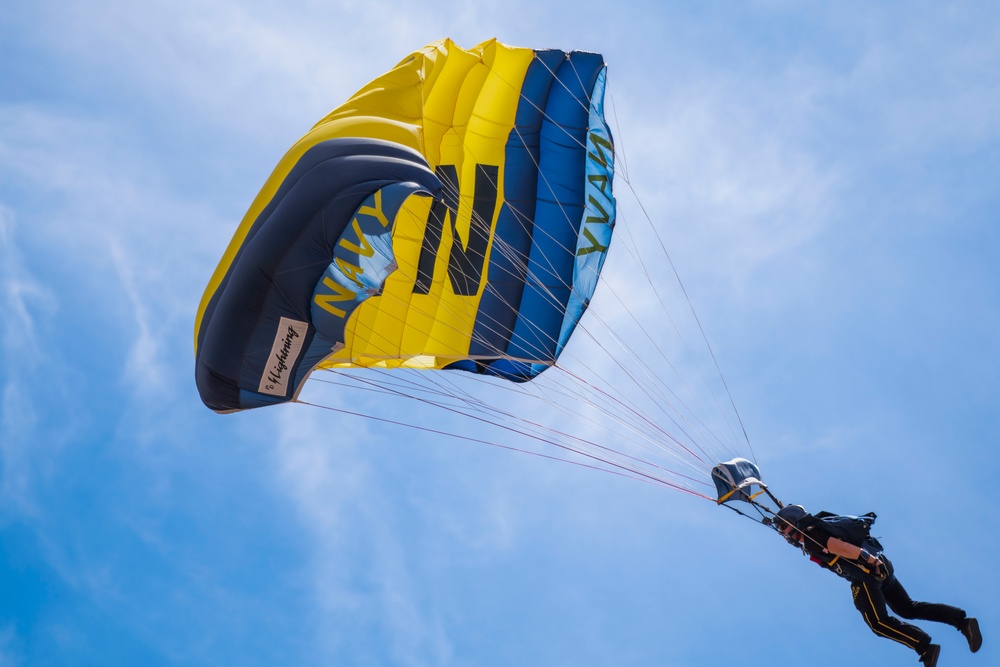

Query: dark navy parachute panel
195,138,440,412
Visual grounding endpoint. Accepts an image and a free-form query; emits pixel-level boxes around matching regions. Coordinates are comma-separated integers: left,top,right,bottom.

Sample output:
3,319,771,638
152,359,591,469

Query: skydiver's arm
825,537,879,564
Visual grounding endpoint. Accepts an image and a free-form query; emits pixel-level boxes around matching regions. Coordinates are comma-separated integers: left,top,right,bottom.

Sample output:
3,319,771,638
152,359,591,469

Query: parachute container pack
712,457,767,504
195,38,616,413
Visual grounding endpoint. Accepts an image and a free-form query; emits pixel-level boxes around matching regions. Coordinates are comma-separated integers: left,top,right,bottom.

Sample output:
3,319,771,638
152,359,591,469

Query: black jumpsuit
797,515,967,656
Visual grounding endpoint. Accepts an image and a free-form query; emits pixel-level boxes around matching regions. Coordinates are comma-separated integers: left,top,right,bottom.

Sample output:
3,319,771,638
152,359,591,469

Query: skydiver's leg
880,564,966,629
851,579,931,655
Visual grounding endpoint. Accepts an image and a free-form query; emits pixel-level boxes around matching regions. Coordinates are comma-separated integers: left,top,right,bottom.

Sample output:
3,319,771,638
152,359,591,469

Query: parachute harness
713,458,884,580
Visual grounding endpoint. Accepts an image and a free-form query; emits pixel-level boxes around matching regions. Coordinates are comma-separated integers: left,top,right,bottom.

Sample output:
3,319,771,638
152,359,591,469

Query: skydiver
771,504,981,667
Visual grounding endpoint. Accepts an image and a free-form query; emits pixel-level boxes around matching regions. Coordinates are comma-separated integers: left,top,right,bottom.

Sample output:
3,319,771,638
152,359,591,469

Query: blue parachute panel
503,52,605,367
556,66,615,358
466,50,565,364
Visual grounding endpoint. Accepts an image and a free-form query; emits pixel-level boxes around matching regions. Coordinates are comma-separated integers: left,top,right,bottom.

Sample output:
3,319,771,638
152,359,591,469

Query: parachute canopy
712,458,766,504
195,39,616,412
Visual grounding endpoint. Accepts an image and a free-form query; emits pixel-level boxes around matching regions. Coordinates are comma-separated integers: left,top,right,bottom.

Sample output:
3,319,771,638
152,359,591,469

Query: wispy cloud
17,0,529,142
612,70,840,303
0,210,49,364
271,396,568,664
0,208,52,516
271,406,457,664
107,237,165,396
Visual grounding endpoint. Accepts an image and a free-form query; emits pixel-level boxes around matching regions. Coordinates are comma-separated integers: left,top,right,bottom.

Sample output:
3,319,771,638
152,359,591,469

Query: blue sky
2,1,998,666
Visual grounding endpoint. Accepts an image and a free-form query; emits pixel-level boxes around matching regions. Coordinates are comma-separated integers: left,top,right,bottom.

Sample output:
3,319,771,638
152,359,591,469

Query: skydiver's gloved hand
860,548,887,581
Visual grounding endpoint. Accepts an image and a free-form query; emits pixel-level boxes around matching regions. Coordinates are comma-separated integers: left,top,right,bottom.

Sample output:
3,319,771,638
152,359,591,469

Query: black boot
961,617,982,653
919,644,940,667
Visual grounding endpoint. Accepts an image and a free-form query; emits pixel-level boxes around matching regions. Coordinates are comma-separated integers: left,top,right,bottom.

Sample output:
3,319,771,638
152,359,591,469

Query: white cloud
271,406,374,637
843,13,1000,156
0,209,52,517
0,99,235,406
107,237,166,395
611,72,840,303
0,210,50,359
19,0,549,142
270,404,458,664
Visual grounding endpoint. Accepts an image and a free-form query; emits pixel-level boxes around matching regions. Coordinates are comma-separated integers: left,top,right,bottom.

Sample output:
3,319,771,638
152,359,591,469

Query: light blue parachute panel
301,182,432,373
310,184,418,344
555,67,615,359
